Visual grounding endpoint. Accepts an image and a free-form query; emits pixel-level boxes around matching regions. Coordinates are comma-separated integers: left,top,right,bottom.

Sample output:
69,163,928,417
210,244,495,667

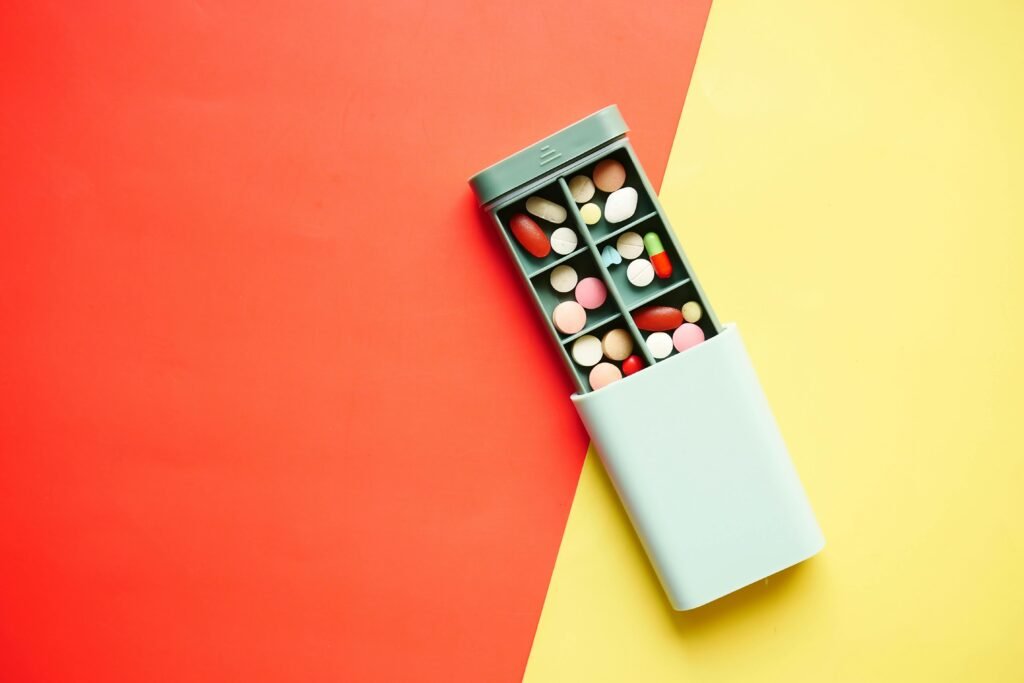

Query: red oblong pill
509,213,550,258
631,305,684,331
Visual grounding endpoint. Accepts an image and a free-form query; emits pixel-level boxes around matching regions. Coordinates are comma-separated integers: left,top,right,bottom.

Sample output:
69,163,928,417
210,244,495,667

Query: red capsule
632,305,684,332
509,213,550,258
622,354,645,377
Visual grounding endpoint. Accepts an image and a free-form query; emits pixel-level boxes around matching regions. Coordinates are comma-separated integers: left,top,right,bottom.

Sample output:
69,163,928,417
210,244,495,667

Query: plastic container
470,106,823,610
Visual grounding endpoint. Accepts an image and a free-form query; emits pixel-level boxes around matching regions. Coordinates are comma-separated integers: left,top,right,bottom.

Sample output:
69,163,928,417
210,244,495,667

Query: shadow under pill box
470,106,824,611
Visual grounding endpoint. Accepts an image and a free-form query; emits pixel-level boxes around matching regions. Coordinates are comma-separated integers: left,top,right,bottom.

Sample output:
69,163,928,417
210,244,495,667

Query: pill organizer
470,106,824,610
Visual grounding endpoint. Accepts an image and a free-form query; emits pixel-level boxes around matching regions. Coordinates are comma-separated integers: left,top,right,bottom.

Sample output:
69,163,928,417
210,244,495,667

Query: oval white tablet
549,227,578,255
626,259,655,287
571,335,603,367
526,196,567,224
549,265,578,293
616,231,644,260
605,187,638,224
646,332,673,359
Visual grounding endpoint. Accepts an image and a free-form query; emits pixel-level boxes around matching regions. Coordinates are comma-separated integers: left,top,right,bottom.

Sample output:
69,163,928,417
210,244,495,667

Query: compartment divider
626,278,693,311
593,211,659,246
621,145,723,334
556,178,656,367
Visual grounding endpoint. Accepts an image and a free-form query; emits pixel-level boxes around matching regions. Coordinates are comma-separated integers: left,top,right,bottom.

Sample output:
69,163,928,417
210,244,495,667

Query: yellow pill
681,300,703,323
579,202,601,225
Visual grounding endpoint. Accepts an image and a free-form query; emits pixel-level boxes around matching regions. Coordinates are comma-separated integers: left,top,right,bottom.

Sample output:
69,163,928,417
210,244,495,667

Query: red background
0,2,710,680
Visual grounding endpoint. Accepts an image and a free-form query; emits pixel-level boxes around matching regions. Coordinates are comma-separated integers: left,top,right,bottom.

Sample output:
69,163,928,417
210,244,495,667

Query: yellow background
525,1,1024,680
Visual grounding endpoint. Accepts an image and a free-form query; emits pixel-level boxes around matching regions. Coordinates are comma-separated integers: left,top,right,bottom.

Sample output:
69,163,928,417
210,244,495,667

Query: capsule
643,232,672,279
509,213,550,258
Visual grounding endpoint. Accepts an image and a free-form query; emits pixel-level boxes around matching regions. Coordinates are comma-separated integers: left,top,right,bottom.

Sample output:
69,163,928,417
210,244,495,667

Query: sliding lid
469,105,628,208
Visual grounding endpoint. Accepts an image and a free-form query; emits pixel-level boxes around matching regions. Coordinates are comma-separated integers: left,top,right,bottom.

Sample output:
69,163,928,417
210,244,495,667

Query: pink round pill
552,301,587,335
672,323,705,352
574,277,608,310
589,362,622,391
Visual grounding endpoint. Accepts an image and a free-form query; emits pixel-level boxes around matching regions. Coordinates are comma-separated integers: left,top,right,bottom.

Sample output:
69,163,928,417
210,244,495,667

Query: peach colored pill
569,175,595,203
616,231,644,259
593,159,626,192
574,277,607,310
673,323,705,352
589,362,622,391
549,265,578,293
601,328,633,361
552,301,586,334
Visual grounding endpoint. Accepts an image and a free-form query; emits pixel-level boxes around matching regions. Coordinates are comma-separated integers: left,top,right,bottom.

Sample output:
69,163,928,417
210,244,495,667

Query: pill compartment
560,314,645,391
628,279,718,362
529,250,621,337
565,147,658,243
495,183,579,275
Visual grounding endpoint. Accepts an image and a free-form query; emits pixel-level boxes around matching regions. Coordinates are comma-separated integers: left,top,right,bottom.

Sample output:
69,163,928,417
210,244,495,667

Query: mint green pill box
470,106,824,610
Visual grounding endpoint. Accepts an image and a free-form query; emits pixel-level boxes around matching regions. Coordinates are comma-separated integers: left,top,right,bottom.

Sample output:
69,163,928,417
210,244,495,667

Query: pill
601,328,634,361
681,300,703,323
605,187,638,224
571,335,603,367
601,245,622,267
568,175,596,203
579,203,602,225
550,264,578,293
526,196,567,224
550,227,578,255
574,277,608,310
626,259,655,287
673,322,705,352
622,354,645,377
616,231,644,260
632,305,684,332
509,213,550,258
593,159,626,192
646,332,673,359
643,232,673,278
589,362,622,391
552,301,587,334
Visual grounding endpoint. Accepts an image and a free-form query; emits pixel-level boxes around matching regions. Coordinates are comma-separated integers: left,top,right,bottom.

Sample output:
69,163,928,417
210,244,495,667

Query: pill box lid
469,105,628,208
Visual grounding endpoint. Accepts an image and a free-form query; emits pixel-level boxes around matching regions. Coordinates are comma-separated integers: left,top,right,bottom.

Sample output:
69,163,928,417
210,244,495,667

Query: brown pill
593,159,626,193
632,305,684,331
509,213,550,258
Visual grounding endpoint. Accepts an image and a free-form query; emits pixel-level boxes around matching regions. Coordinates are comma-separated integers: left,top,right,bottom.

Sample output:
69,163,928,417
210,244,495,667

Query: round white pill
571,335,603,367
549,265,578,293
550,227,578,255
646,332,673,359
616,231,644,260
568,175,595,204
626,259,655,287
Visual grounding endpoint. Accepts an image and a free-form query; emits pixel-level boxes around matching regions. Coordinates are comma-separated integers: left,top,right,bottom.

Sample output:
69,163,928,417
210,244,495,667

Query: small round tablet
579,203,601,225
593,159,626,192
589,362,622,391
550,227,578,255
616,231,644,260
549,265,578,293
601,328,633,361
673,323,705,353
622,354,645,377
552,301,587,335
681,300,703,323
626,259,655,287
571,335,603,367
574,277,608,310
568,175,596,203
646,332,673,359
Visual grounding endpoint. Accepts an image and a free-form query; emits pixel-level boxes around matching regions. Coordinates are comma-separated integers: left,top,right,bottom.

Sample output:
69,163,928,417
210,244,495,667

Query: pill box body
470,106,823,610
573,324,823,609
